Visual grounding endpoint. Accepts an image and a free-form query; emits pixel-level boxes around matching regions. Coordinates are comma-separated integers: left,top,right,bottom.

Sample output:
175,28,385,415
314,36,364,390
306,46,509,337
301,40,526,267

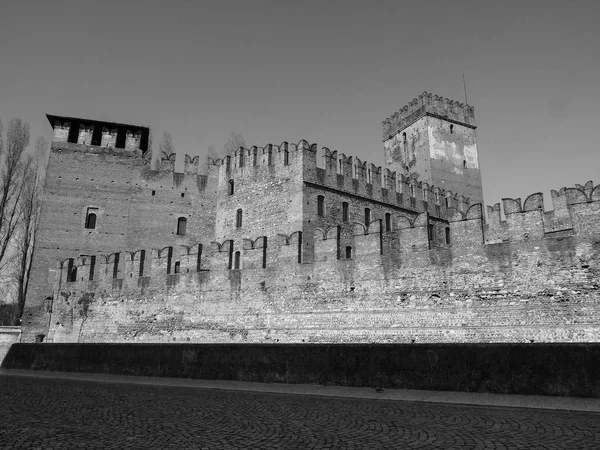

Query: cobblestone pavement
1,376,599,449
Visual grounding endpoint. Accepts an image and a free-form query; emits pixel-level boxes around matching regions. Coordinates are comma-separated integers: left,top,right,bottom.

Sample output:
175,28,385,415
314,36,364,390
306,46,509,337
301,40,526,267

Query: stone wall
24,142,218,342
42,183,600,345
4,343,600,397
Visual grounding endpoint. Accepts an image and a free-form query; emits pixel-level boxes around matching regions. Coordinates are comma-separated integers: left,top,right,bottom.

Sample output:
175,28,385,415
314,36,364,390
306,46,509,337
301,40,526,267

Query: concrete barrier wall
0,327,22,365
3,343,600,398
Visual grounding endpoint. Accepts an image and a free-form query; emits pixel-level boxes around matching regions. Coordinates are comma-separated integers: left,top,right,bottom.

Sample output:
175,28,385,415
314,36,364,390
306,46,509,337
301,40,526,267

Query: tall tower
382,92,483,205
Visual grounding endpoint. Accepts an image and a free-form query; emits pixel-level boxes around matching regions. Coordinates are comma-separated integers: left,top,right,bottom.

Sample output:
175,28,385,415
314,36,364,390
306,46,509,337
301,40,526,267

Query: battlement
382,92,476,140
45,179,600,345
54,180,599,290
211,140,317,175
47,114,150,153
313,146,471,218
210,138,471,218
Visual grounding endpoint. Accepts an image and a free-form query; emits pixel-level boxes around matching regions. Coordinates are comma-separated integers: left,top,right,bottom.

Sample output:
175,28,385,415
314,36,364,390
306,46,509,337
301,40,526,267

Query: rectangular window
428,224,434,242
177,217,187,235
166,247,173,274
385,213,391,232
317,196,325,216
85,207,98,229
139,250,145,277
196,244,203,272
364,208,371,227
112,253,120,279
445,227,451,244
89,255,96,281
284,150,289,165
342,202,349,222
67,258,76,282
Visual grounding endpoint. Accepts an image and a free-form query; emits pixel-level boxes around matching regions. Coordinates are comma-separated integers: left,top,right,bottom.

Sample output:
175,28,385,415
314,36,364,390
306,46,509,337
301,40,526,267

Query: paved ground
1,375,599,449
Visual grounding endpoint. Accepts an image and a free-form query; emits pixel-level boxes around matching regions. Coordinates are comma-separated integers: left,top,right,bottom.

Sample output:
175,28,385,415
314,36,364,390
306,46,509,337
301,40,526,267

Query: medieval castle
21,92,600,344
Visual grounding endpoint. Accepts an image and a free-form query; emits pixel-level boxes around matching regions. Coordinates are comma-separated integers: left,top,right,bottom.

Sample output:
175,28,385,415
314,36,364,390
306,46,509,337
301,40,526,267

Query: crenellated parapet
311,146,470,218
55,180,599,291
47,114,150,154
382,91,476,140
212,140,317,180
47,181,600,345
145,152,214,192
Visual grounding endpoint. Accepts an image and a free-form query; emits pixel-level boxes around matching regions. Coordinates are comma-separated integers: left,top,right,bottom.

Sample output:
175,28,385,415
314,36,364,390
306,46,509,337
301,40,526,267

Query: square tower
382,92,483,206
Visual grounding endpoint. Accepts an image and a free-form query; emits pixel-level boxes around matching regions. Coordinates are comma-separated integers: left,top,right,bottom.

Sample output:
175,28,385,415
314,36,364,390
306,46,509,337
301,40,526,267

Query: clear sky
1,0,598,208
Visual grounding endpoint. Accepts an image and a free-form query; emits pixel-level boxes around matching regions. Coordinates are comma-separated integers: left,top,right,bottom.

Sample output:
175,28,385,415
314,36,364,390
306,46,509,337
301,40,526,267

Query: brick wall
41,184,600,345
24,142,218,341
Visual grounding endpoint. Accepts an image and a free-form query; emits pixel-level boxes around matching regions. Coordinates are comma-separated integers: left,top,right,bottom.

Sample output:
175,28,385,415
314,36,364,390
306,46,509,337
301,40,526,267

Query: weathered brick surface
40,184,599,345
22,105,600,345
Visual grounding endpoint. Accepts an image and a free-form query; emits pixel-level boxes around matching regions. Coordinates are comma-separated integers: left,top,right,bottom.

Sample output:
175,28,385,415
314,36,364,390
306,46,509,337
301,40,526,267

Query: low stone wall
0,327,22,365
3,343,599,397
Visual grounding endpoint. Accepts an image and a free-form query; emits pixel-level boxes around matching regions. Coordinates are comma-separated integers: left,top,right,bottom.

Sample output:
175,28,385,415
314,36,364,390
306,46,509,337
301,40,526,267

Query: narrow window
268,150,272,166
297,231,303,264
364,208,371,227
166,247,173,274
445,198,449,208
338,159,343,174
239,152,244,168
385,213,391,232
262,237,267,269
428,224,434,242
67,258,76,282
174,261,181,274
435,191,440,203
450,124,454,134
423,188,427,202
113,253,120,279
284,150,289,165
317,195,325,216
253,149,258,166
234,251,241,270
85,208,97,229
403,132,407,142
139,250,145,277
196,244,203,272
181,193,185,198
445,227,451,244
463,159,466,168
89,255,96,281
177,217,187,235
342,202,349,222
236,209,243,228
410,185,415,197
228,180,234,195
367,168,372,184
346,246,352,259
151,190,156,196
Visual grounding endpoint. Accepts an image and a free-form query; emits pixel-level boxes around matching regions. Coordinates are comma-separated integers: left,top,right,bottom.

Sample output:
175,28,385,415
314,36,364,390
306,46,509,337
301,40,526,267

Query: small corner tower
382,92,483,205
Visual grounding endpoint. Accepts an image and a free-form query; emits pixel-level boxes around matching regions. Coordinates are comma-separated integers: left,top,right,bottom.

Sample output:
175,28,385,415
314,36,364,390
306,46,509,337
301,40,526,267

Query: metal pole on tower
462,74,468,105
